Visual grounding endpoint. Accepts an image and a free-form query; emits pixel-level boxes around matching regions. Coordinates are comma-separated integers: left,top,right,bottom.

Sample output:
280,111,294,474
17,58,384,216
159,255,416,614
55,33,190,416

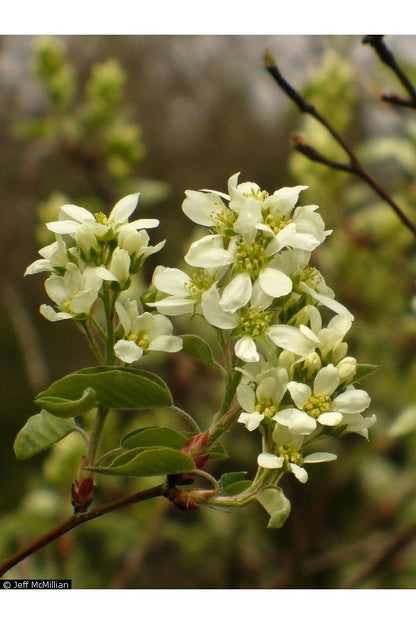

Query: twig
0,483,166,578
363,35,416,110
264,50,416,238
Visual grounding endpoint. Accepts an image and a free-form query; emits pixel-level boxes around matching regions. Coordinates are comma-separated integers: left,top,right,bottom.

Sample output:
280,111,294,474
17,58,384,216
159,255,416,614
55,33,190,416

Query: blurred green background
2,34,416,589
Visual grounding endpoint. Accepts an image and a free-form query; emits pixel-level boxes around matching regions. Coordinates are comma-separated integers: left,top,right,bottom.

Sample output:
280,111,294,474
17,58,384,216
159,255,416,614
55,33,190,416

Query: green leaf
87,446,195,477
35,386,97,418
181,334,217,366
257,486,291,529
121,426,188,450
220,471,248,491
14,411,76,459
223,480,252,495
353,363,379,384
207,441,229,460
36,366,172,412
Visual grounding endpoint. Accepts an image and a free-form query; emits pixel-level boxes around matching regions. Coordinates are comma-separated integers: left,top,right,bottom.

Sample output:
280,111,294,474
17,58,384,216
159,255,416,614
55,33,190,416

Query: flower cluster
151,173,376,483
25,193,182,364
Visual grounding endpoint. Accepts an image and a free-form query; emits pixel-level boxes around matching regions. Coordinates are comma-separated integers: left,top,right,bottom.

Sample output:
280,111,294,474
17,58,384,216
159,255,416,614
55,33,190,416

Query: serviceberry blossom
25,193,165,323
46,193,159,239
148,266,216,316
257,426,337,484
39,264,103,322
274,363,371,435
114,300,182,364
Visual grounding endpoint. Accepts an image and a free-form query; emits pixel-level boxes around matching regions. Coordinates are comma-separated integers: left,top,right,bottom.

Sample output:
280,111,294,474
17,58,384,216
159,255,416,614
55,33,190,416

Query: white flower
148,266,216,316
184,173,331,252
95,248,131,287
24,236,71,275
341,412,377,440
47,194,159,238
40,264,102,322
186,234,293,313
276,248,353,320
274,364,371,435
257,426,337,483
117,228,165,261
114,301,182,364
237,367,288,431
182,190,229,227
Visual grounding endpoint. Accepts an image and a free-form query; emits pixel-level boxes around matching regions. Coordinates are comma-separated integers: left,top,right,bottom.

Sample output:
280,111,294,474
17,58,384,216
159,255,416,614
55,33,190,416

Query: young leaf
222,480,252,495
353,363,379,384
121,426,188,450
87,446,195,477
181,334,217,366
35,386,97,418
220,471,248,491
36,366,172,411
207,440,229,460
257,486,291,529
14,411,76,459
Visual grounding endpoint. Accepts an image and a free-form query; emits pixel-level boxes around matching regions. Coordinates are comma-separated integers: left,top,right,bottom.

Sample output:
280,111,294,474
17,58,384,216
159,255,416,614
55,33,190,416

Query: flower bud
337,356,356,381
333,341,348,362
304,352,321,375
182,431,209,465
278,350,296,372
71,477,94,513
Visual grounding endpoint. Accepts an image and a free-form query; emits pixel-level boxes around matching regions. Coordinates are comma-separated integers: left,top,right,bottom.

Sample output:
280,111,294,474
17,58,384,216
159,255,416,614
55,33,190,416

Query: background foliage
1,34,416,589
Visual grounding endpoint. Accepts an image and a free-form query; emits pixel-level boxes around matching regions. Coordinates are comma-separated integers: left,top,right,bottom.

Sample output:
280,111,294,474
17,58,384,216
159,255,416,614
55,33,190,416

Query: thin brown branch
363,35,416,109
292,135,355,173
0,483,166,578
264,50,416,238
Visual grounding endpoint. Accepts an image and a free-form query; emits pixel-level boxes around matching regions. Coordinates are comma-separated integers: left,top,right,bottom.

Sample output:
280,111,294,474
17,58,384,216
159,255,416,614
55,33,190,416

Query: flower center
243,188,269,202
304,394,331,419
129,332,149,350
238,306,272,338
276,444,303,465
299,266,324,290
263,212,291,235
94,212,108,226
255,399,277,419
235,240,266,277
210,207,237,236
185,270,215,302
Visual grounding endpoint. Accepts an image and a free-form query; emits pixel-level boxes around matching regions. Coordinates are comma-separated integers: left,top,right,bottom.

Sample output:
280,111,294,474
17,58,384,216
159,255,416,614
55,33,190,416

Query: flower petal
287,381,311,409
303,452,337,464
257,453,284,469
313,364,340,396
234,336,259,363
238,411,264,431
267,324,316,356
201,284,238,329
274,408,316,435
182,190,226,226
114,340,143,364
332,388,371,414
317,411,343,426
258,267,292,298
289,463,309,483
300,282,354,320
236,384,256,412
185,235,234,268
220,273,252,312
109,193,139,224
153,266,189,296
149,335,183,353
